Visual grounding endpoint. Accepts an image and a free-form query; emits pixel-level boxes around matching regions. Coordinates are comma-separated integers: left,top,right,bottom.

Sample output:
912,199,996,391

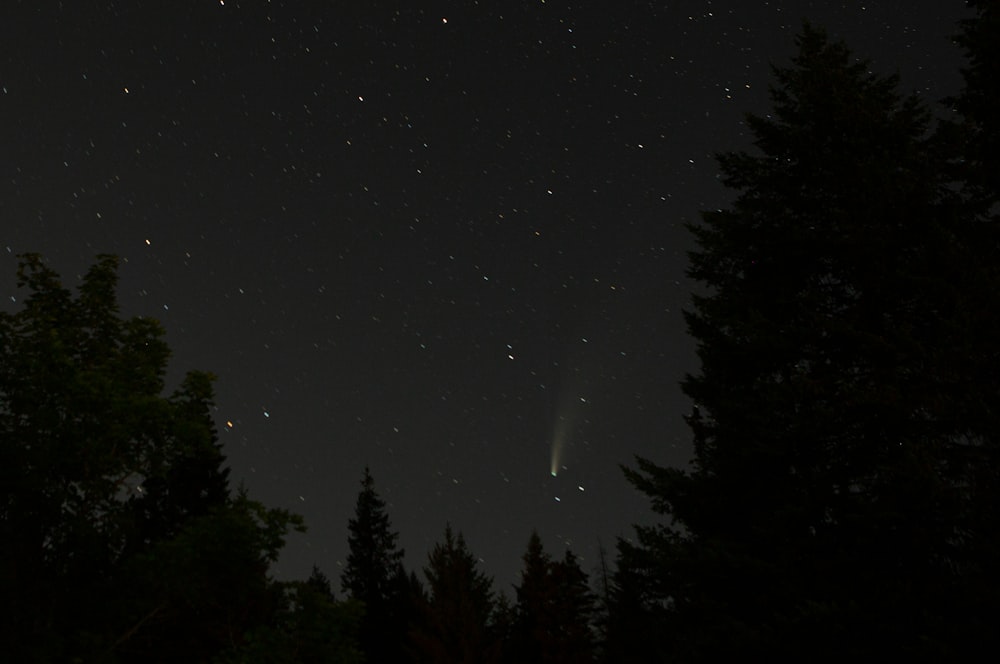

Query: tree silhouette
0,254,303,662
216,573,364,664
940,0,1000,650
511,531,595,663
953,0,1000,215
598,542,665,663
622,23,1000,660
340,466,411,662
413,524,501,663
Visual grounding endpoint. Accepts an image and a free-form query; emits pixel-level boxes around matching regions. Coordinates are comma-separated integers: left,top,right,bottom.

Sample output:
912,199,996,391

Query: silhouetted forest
3,5,998,662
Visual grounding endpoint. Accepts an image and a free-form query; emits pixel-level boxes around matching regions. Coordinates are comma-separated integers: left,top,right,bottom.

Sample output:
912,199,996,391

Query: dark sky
1,1,969,590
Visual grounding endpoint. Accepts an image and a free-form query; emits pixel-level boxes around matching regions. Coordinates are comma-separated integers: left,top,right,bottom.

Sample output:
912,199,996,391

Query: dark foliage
510,531,596,664
0,255,304,662
340,466,414,662
216,577,364,664
3,8,996,663
411,524,502,663
620,18,1000,661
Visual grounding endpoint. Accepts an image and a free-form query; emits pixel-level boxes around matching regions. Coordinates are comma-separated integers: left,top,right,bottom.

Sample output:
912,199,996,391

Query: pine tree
622,24,1000,659
340,467,409,662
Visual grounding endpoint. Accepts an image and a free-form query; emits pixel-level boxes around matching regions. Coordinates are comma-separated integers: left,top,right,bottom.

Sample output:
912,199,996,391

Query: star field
1,1,968,587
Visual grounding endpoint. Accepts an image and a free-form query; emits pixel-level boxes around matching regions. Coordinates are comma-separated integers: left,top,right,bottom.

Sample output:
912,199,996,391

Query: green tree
340,467,411,662
622,24,1000,660
412,524,500,664
0,254,303,662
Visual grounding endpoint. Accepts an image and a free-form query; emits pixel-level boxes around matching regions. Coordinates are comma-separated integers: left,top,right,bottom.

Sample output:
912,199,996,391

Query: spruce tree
511,531,556,663
599,543,665,663
413,524,500,663
622,24,1000,659
512,532,595,664
942,0,1000,649
549,550,597,663
340,467,409,661
953,0,1000,215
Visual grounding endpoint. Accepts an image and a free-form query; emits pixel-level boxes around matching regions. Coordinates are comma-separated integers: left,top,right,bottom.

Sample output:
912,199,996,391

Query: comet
547,339,594,478
549,409,572,478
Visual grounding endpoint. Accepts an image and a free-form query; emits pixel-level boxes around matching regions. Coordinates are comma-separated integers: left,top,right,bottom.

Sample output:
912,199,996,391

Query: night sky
1,1,969,589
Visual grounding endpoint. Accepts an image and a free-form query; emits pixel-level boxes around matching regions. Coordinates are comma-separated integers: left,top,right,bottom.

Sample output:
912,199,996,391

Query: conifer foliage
413,525,502,663
512,532,596,664
341,466,411,662
341,467,406,602
953,0,1000,214
621,20,1000,660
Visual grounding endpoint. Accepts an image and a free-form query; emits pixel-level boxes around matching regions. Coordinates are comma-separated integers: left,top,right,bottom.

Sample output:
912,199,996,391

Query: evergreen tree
598,543,665,664
0,254,303,662
491,590,516,661
942,0,1000,649
550,551,596,663
510,531,555,663
953,0,1000,215
511,532,595,664
340,467,410,662
216,574,364,664
413,524,500,663
622,24,1000,660
306,564,335,598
